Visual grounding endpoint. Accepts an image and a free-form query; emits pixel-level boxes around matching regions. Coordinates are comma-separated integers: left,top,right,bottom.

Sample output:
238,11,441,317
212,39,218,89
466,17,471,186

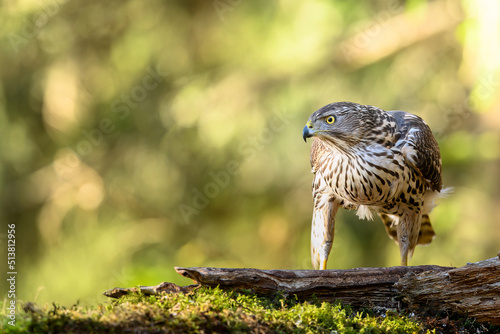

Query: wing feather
388,111,442,191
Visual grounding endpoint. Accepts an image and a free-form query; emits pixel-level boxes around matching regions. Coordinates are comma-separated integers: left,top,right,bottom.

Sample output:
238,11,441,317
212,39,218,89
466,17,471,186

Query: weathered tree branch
396,256,500,324
175,265,451,309
104,253,500,324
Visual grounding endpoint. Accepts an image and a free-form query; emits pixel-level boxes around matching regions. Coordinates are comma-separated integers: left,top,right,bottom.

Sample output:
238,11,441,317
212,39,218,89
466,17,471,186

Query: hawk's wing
388,111,442,191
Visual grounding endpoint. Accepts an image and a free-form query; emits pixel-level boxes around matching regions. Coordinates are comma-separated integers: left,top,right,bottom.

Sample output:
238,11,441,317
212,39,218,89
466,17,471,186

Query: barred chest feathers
312,138,421,218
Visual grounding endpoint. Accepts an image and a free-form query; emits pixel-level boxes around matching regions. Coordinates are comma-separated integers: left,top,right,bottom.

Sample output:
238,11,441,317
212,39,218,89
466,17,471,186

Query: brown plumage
303,102,448,269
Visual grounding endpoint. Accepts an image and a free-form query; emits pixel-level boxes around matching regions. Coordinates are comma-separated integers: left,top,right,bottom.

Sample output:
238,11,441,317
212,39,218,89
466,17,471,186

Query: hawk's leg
310,174,339,270
396,210,422,266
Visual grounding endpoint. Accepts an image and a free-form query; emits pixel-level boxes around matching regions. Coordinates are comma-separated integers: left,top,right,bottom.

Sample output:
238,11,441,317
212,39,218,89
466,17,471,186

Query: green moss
1,288,498,333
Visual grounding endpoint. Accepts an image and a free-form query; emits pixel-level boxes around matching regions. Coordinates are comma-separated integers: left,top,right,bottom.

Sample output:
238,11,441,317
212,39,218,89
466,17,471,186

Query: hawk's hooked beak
303,120,314,142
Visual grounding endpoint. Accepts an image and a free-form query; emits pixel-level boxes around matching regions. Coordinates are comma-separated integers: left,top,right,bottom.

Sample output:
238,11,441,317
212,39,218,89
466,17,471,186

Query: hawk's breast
318,144,406,206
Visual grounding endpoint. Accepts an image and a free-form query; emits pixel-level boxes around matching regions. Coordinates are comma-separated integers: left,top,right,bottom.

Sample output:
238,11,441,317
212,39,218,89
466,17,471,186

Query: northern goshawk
303,102,448,269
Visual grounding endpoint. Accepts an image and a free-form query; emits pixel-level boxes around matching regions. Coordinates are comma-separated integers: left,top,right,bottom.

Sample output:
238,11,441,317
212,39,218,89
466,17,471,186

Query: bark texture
104,253,500,324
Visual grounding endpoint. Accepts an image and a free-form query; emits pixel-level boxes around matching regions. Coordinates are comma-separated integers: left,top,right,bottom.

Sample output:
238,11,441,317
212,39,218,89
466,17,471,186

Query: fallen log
175,264,451,309
104,252,500,325
396,256,500,324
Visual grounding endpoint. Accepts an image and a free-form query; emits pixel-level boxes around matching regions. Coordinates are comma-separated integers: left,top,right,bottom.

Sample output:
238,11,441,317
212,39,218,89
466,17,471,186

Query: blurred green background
1,0,499,306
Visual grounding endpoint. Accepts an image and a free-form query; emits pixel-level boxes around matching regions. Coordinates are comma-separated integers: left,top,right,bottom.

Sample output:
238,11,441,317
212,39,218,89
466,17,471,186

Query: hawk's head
303,102,388,147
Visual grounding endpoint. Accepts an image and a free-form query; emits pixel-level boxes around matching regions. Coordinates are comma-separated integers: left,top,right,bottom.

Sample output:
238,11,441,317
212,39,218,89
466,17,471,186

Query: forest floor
1,287,499,333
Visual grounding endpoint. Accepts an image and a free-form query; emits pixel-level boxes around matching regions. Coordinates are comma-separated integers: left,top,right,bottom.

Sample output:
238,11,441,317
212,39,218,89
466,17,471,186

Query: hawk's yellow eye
326,116,335,124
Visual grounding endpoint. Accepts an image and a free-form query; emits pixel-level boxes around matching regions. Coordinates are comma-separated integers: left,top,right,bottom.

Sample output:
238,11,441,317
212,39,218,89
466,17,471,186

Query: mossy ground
1,287,498,333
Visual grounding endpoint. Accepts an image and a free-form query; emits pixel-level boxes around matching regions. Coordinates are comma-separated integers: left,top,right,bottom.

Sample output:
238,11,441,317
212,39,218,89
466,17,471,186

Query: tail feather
380,213,398,242
379,213,436,245
417,214,436,245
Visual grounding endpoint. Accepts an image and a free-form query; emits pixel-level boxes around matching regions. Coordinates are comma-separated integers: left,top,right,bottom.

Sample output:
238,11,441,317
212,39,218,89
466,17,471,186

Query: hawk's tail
379,213,436,245
416,214,436,245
